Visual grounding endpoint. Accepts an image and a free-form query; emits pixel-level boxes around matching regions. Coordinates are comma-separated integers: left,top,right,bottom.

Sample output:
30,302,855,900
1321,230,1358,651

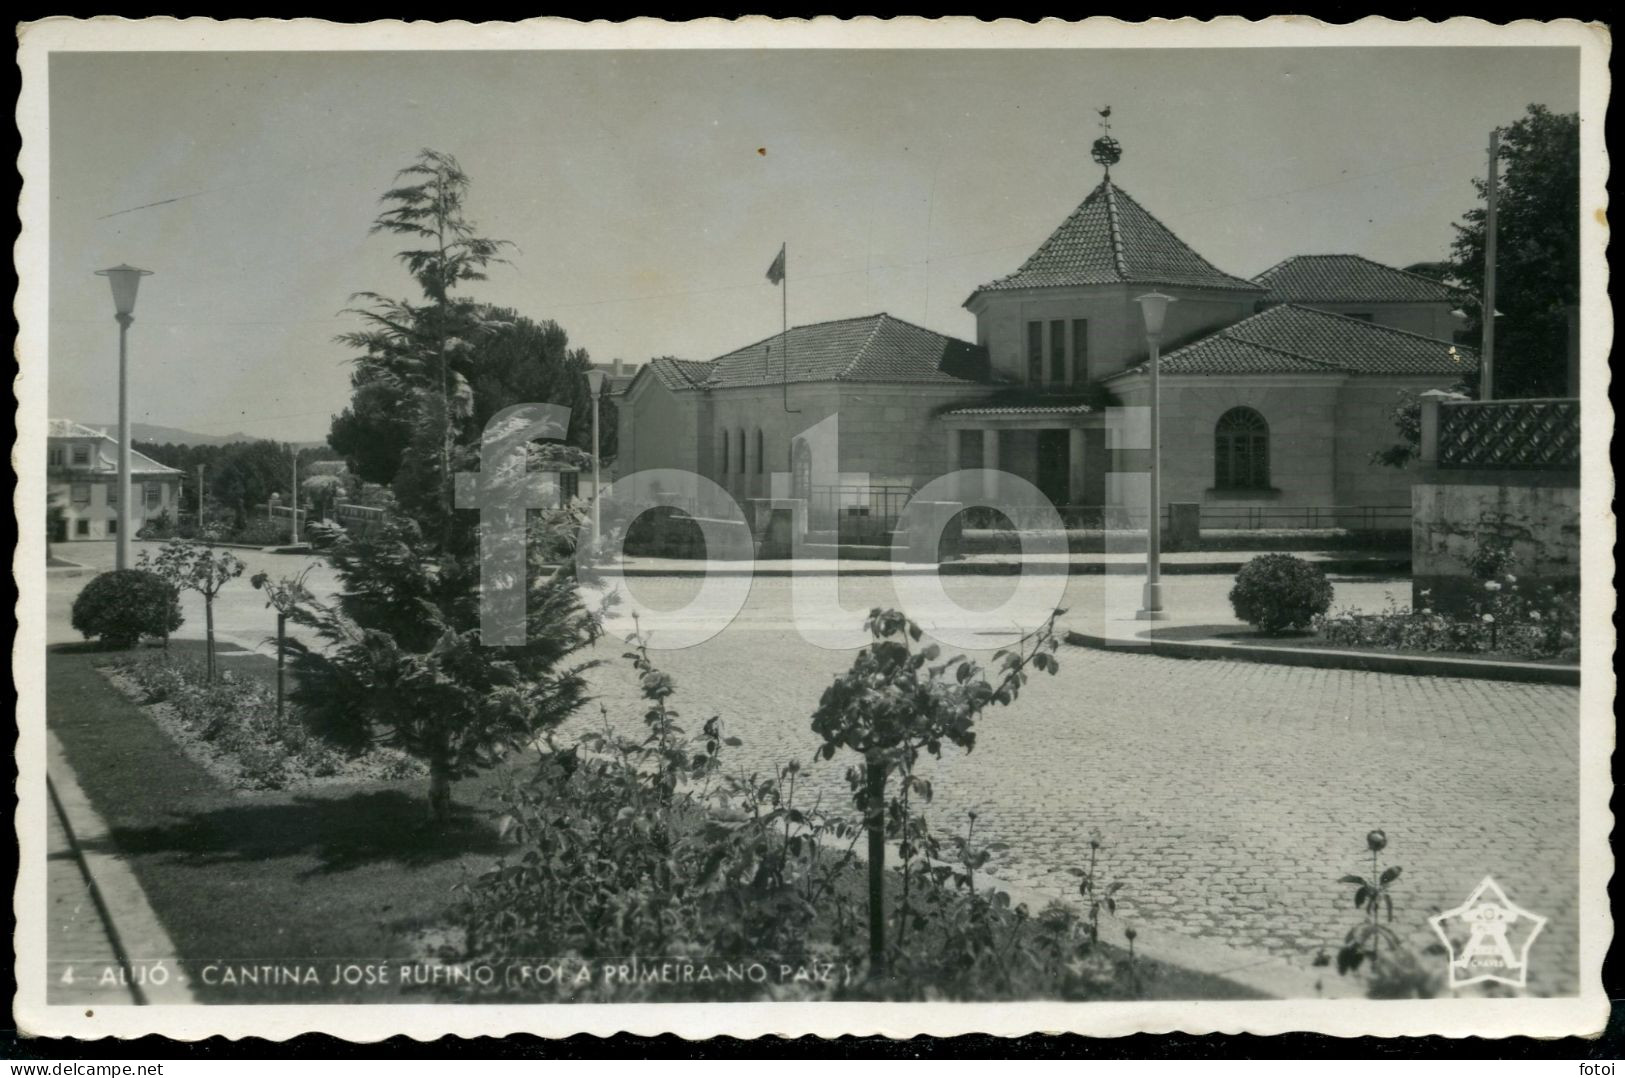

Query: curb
1064,630,1579,686
591,557,1411,579
46,731,198,1005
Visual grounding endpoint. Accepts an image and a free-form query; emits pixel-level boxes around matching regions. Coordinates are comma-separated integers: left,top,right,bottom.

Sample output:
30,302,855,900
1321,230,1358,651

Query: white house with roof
48,420,183,541
615,147,1475,532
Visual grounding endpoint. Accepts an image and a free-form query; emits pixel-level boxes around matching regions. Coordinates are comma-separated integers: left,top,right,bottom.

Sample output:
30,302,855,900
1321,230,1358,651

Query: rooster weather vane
1091,105,1122,174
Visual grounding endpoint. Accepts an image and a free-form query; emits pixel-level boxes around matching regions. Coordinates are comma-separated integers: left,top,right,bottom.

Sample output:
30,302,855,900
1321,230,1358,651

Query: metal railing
808,485,914,538
1436,398,1580,470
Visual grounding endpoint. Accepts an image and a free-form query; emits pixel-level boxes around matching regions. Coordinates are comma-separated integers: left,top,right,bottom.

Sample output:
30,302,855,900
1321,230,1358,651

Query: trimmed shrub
70,569,183,649
1229,553,1334,635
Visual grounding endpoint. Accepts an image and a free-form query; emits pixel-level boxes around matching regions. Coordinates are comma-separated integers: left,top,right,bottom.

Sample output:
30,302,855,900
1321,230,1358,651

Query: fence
1433,397,1580,471
958,503,1408,532
807,485,914,540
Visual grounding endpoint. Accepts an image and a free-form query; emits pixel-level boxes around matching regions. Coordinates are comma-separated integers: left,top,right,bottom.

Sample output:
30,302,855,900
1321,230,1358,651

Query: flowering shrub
70,569,184,649
1318,576,1578,661
115,652,420,789
457,617,1136,1002
1229,554,1335,635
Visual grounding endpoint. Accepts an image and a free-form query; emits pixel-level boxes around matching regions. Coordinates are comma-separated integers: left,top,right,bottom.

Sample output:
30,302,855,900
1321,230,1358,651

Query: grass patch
51,642,1264,1003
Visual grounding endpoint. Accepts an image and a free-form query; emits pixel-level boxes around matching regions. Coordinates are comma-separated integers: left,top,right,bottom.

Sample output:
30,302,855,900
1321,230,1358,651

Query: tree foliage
282,519,599,819
1450,104,1579,398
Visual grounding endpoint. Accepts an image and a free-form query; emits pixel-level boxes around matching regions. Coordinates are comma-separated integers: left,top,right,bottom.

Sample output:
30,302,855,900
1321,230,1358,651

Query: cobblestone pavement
47,795,139,1007
570,574,1581,995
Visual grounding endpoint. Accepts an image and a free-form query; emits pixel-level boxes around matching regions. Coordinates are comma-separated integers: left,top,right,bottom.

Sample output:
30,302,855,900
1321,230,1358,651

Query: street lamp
95,264,153,570
1135,291,1175,620
584,367,608,547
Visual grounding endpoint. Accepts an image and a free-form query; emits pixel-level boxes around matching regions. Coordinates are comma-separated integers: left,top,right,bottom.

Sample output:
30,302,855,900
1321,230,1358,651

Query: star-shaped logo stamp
1429,876,1547,990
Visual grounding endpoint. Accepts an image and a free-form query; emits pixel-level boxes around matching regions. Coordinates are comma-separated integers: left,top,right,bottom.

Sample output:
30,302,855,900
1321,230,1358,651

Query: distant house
48,419,182,541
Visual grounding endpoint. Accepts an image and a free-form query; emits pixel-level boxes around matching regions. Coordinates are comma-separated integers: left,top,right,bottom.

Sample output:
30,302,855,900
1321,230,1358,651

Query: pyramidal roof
968,178,1264,301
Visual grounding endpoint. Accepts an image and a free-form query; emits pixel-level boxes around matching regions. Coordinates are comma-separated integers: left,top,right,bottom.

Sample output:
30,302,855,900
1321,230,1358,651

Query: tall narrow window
1049,320,1066,383
145,482,161,509
720,430,730,473
1071,319,1089,382
1026,322,1043,384
1214,407,1270,490
755,429,765,474
737,429,747,476
71,444,90,466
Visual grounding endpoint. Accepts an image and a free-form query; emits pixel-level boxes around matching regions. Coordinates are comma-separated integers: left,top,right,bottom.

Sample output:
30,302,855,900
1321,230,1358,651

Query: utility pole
197,463,206,528
1482,127,1499,401
290,448,299,544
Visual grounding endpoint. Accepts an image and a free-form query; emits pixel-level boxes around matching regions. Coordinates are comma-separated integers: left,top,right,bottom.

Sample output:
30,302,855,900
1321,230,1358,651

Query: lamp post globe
95,264,153,571
1134,291,1175,620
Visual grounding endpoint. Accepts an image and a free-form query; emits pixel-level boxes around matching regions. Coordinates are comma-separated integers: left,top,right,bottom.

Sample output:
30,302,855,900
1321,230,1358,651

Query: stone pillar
982,428,1000,502
1166,502,1201,552
1067,427,1087,506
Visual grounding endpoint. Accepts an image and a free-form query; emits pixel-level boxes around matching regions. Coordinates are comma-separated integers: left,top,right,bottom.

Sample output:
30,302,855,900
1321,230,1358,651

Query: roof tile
1118,304,1476,377
970,179,1263,298
1254,254,1469,305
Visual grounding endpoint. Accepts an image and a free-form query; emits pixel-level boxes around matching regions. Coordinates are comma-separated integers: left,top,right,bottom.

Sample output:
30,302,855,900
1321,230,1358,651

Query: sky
47,46,1579,442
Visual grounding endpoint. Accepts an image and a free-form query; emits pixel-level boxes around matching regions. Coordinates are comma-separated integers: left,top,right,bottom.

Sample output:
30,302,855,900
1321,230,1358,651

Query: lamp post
95,264,153,571
584,367,608,547
1135,292,1175,620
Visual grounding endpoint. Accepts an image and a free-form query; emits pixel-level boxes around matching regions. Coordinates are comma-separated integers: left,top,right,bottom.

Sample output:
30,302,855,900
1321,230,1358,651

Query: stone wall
1411,469,1581,611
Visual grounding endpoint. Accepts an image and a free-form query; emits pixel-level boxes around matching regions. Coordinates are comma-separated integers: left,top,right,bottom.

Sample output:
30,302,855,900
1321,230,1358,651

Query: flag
766,245,786,286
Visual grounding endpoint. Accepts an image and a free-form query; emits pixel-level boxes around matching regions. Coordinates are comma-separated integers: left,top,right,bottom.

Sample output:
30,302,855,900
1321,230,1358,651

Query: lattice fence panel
1438,399,1580,469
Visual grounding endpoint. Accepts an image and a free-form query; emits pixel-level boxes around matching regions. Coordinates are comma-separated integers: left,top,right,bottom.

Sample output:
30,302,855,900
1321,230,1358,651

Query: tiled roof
942,402,1096,418
47,418,183,474
1254,254,1469,305
653,314,988,391
969,179,1264,299
1111,305,1477,378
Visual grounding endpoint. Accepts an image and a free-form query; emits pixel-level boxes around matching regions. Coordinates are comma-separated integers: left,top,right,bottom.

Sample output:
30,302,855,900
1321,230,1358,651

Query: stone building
615,156,1475,532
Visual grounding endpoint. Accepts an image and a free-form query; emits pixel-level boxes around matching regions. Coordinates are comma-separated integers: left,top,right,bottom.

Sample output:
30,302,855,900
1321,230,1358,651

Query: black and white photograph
11,16,1612,1044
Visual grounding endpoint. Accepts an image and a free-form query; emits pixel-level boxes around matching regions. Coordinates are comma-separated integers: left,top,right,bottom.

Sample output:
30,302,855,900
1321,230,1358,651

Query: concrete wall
831,383,985,487
969,283,1258,385
615,374,699,480
1411,470,1580,610
1112,376,1343,511
1333,377,1458,510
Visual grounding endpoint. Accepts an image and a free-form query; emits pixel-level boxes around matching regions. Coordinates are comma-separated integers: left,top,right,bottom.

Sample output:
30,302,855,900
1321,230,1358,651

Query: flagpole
781,241,797,415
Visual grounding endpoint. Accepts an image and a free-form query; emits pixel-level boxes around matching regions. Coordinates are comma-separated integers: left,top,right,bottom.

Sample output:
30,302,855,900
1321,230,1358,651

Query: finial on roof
1091,105,1122,175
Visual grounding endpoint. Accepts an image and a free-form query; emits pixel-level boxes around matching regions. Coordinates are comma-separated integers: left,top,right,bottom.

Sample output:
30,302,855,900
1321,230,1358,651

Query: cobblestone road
570,575,1581,995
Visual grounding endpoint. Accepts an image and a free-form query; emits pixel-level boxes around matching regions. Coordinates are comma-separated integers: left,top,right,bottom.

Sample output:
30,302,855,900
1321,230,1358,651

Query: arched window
737,429,747,476
720,428,730,473
754,429,765,474
1215,407,1269,490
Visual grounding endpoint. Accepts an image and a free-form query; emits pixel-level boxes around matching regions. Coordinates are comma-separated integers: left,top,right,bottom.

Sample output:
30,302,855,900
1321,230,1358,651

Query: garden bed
48,642,1261,1004
102,641,422,791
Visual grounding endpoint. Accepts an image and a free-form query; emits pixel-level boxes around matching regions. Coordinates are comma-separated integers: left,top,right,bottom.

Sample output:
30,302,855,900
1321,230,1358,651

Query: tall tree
337,149,513,537
1450,104,1579,399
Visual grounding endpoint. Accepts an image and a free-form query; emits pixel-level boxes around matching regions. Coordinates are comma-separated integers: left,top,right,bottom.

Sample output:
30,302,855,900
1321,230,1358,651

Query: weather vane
1091,105,1122,174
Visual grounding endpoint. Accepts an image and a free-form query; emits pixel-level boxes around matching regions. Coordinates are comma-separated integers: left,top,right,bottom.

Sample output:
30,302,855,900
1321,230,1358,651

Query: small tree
810,607,1062,976
282,519,597,822
70,569,183,649
140,536,246,680
251,567,315,718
